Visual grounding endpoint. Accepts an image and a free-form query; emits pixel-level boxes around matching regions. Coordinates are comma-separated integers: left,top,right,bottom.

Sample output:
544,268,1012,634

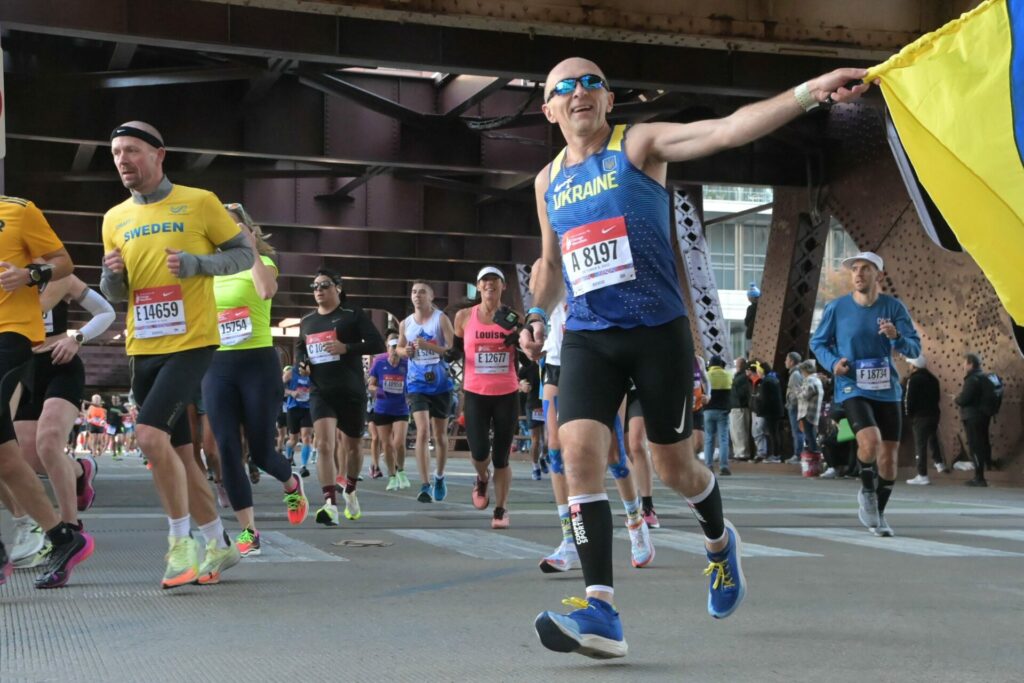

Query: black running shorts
558,316,693,445
130,347,216,448
310,389,365,439
543,363,560,387
14,352,86,421
407,391,451,420
843,397,902,442
286,407,312,434
372,412,408,427
0,333,33,445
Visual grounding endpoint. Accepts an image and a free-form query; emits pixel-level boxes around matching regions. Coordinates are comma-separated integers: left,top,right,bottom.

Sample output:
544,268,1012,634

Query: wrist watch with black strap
27,263,54,288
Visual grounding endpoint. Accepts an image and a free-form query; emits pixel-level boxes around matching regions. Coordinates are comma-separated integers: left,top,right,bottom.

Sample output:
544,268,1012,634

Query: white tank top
404,309,445,366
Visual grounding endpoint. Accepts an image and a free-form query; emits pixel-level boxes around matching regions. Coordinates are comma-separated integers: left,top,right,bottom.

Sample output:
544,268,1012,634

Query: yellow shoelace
704,561,735,590
561,596,591,610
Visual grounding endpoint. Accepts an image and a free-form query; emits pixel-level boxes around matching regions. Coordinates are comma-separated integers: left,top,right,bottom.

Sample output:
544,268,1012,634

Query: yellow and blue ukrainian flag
866,0,1024,329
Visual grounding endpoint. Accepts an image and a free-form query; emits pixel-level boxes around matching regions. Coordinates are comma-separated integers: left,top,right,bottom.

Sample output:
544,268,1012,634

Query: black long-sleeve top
295,304,385,396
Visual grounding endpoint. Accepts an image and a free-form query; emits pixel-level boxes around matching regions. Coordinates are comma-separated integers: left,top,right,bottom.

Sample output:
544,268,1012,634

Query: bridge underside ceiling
0,0,975,337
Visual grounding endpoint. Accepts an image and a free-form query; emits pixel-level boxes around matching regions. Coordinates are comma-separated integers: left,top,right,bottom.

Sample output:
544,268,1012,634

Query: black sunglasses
546,74,608,103
310,281,334,291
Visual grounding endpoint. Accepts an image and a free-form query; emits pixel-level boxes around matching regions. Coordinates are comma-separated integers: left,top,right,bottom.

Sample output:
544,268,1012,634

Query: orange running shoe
284,475,309,525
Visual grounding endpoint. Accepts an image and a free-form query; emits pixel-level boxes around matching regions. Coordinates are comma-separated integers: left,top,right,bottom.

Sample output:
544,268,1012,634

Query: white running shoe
819,467,838,479
857,489,880,530
873,516,895,537
906,474,931,485
538,540,580,574
10,518,45,565
343,490,361,520
626,519,655,568
934,462,947,473
953,461,975,472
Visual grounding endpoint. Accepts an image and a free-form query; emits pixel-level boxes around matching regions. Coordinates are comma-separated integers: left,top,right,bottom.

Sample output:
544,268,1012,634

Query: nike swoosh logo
674,408,687,434
553,175,575,193
601,226,616,235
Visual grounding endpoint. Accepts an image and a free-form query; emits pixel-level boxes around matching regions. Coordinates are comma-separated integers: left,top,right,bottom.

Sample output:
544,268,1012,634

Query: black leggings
202,347,292,511
463,390,518,469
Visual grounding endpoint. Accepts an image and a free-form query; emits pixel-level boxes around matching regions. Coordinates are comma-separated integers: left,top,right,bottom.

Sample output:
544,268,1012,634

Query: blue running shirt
545,125,687,331
810,293,921,403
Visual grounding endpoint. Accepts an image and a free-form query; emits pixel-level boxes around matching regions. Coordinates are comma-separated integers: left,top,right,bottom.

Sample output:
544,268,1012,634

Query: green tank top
213,254,276,351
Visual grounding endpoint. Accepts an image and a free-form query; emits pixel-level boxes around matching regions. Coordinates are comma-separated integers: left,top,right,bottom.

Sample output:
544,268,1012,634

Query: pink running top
462,305,519,396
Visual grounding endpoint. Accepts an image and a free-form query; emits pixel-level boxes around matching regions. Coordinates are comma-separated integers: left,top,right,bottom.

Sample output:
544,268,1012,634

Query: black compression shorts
558,316,694,445
130,347,216,448
0,333,33,445
15,352,85,422
843,397,902,442
543,363,560,387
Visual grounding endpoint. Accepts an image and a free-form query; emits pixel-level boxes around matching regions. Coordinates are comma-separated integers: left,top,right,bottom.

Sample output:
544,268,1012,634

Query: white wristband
794,82,819,112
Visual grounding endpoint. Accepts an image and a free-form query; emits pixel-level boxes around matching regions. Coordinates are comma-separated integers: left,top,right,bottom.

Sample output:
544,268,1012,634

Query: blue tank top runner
286,372,312,410
545,124,688,331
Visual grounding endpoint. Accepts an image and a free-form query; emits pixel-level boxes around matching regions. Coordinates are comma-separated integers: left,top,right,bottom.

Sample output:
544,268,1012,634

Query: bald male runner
523,57,868,658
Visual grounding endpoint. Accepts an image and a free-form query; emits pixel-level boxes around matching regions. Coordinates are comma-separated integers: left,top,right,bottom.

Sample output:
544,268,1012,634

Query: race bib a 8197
562,216,636,296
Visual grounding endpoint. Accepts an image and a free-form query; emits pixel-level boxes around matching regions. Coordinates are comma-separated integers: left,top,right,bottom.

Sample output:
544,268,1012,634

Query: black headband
110,126,164,149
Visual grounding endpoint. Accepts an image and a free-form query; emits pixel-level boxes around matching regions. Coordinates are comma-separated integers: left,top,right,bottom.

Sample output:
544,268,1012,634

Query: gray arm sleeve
100,265,129,303
176,233,255,278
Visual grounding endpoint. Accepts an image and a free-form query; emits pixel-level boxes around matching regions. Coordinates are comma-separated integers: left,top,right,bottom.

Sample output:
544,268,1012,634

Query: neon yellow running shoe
197,534,241,586
162,536,199,589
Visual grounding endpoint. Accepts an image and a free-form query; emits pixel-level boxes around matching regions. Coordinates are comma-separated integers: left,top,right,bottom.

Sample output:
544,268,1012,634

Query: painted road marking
392,529,552,560
242,531,347,563
945,529,1024,543
764,527,1024,557
615,528,820,558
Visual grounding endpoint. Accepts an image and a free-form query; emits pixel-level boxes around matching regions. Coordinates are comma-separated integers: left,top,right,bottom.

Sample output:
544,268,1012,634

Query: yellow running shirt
213,255,277,351
102,184,240,356
0,197,65,344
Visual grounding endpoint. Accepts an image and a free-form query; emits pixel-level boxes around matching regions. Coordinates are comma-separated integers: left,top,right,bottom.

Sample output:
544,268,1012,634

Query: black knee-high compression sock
859,463,877,493
876,477,895,513
685,477,726,541
568,494,614,592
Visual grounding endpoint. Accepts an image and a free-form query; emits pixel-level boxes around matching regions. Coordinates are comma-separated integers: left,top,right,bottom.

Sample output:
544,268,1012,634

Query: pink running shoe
75,455,98,512
472,477,489,510
34,529,94,589
642,508,661,530
491,507,510,529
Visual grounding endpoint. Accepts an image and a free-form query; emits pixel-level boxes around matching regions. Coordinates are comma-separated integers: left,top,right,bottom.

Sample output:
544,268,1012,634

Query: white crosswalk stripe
764,527,1024,557
615,528,820,558
392,529,553,560
243,531,347,563
945,529,1024,543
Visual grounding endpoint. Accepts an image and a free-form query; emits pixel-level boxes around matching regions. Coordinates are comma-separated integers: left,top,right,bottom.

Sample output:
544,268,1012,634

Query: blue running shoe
539,455,549,475
704,519,746,619
534,597,628,659
432,475,447,502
